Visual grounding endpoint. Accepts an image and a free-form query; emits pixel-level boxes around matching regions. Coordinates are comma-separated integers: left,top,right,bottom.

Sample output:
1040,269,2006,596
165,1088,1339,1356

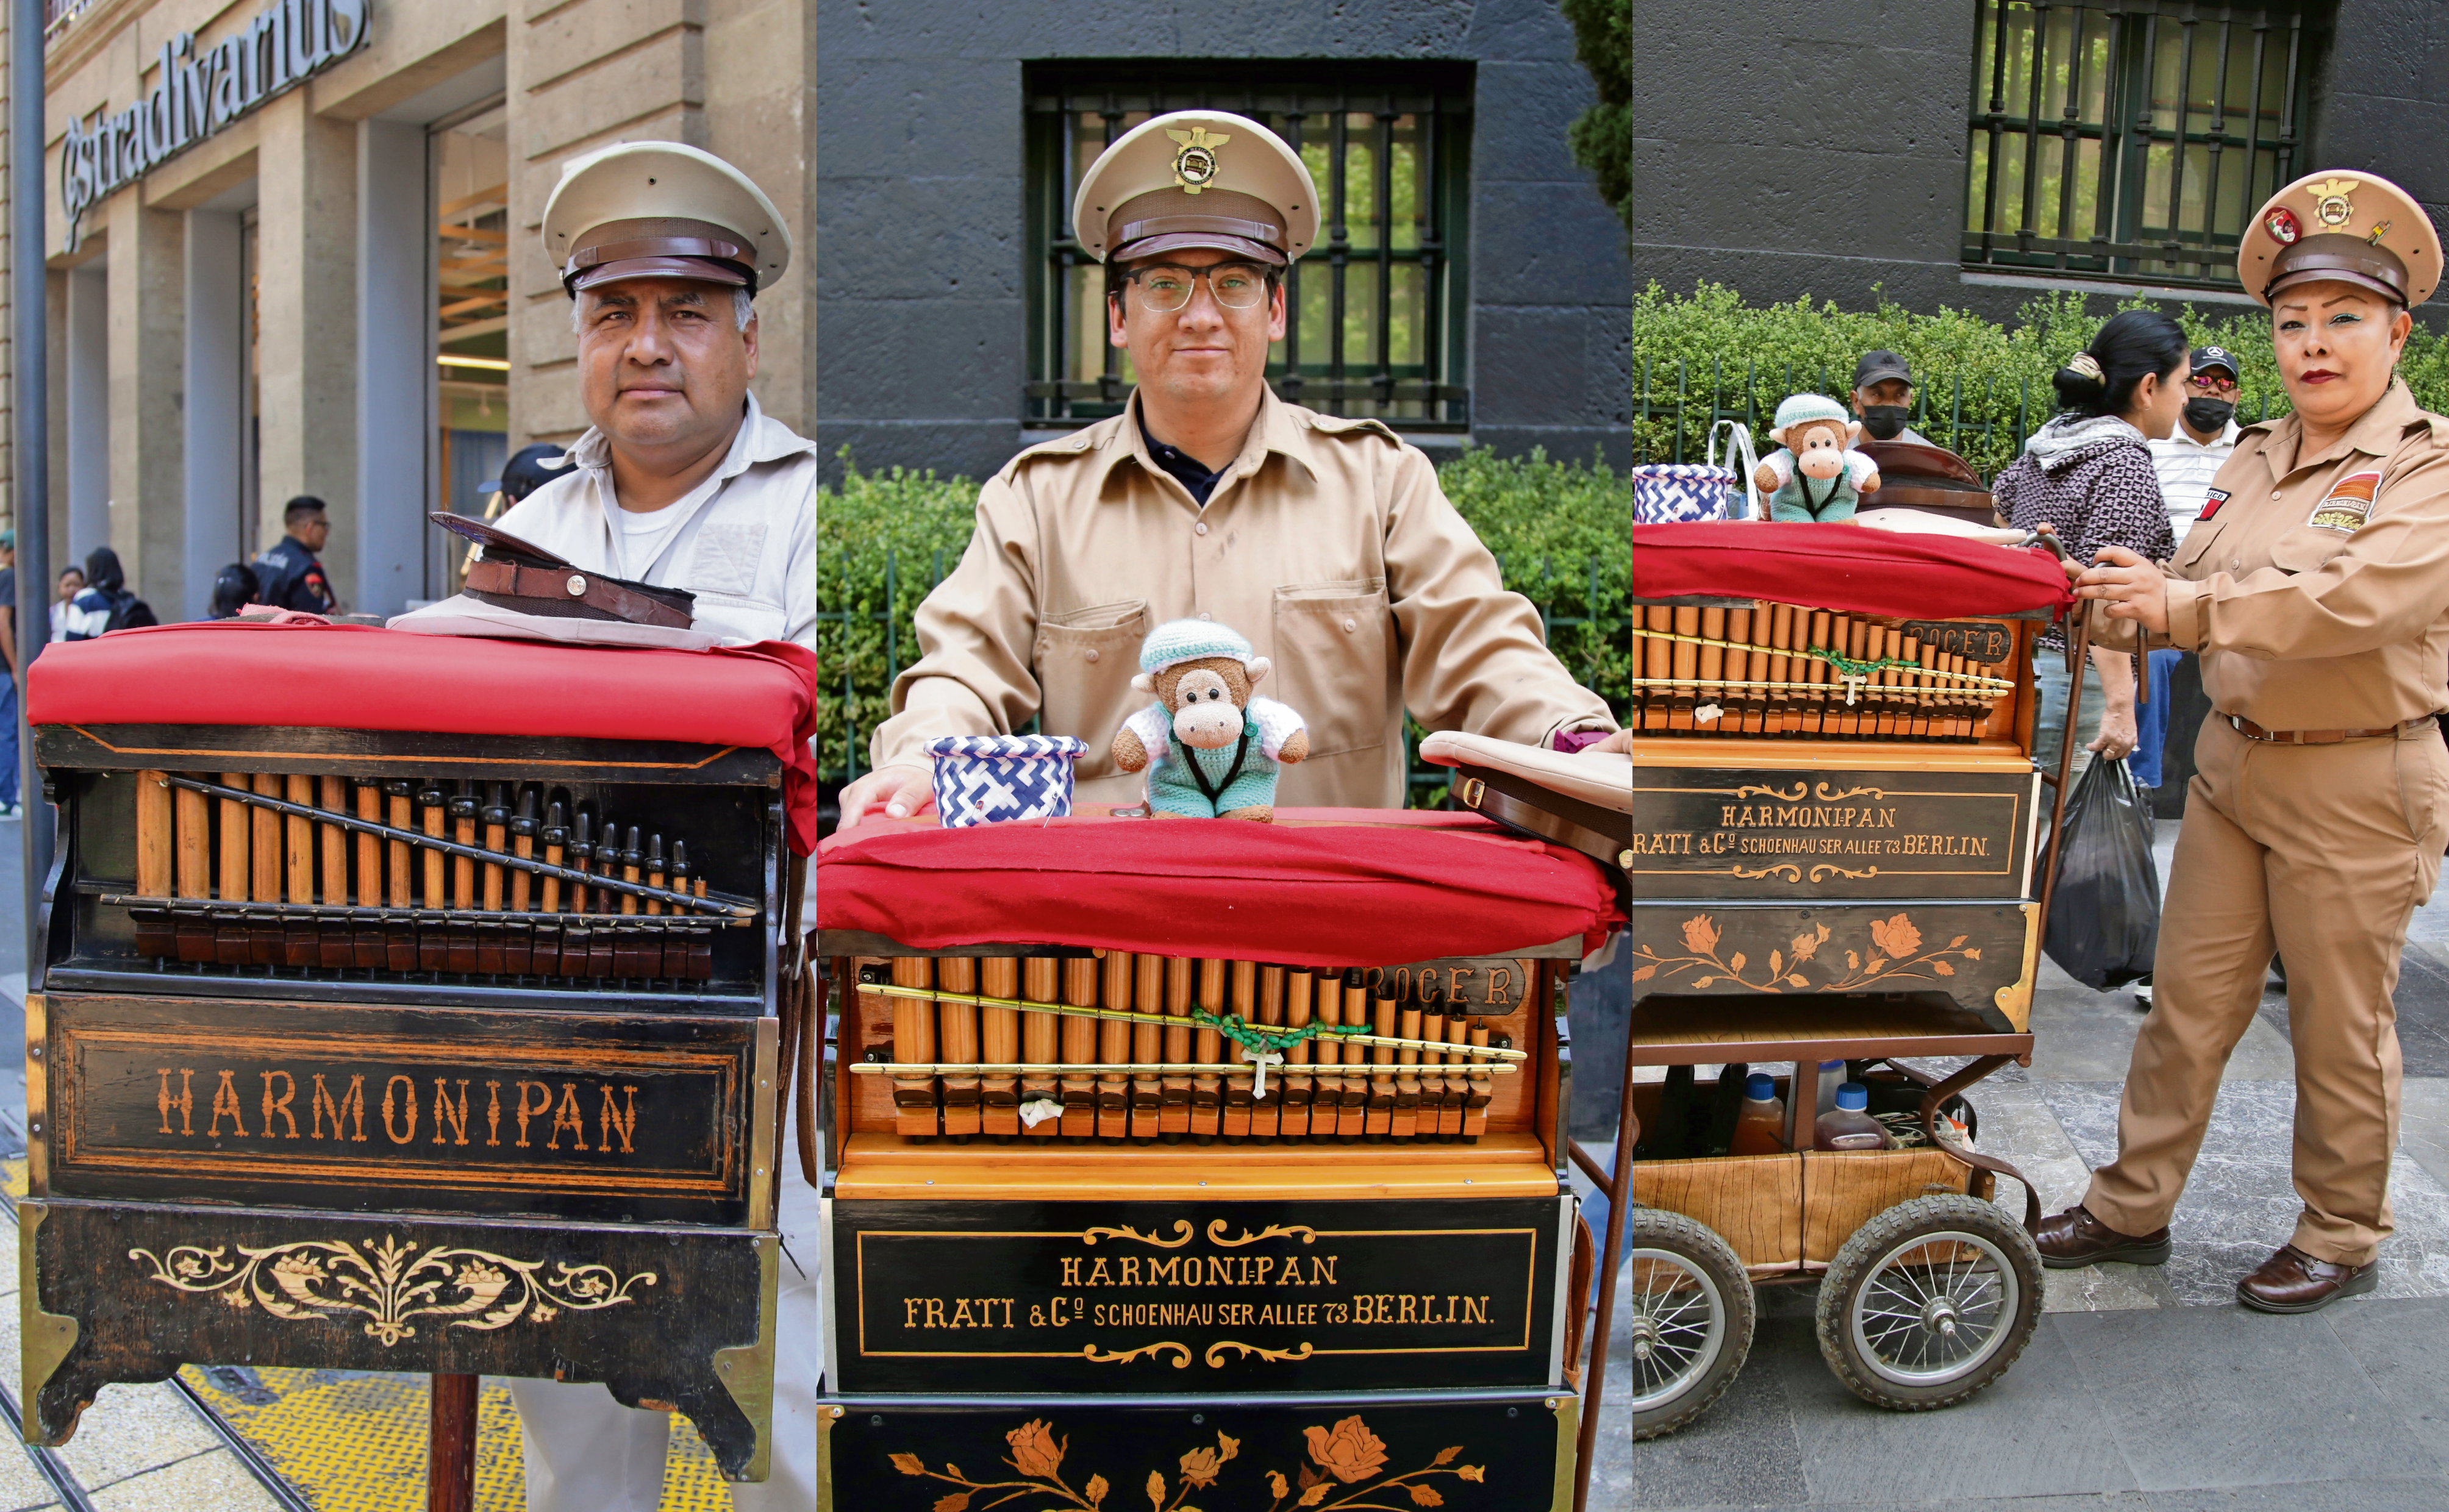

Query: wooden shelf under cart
810,810,1627,1511
1586,523,2090,1466
21,628,817,1508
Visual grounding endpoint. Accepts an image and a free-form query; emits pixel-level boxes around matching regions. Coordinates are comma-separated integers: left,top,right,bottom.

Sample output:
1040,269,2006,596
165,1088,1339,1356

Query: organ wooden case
18,626,816,1483
814,810,1626,1511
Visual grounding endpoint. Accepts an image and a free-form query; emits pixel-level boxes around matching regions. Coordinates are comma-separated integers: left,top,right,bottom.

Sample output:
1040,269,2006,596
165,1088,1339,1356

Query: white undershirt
616,502,688,578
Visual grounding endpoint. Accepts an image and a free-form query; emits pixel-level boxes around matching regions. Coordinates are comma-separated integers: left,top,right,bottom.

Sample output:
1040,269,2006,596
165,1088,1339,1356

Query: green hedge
814,448,1633,782
1631,280,2449,480
1562,0,1631,243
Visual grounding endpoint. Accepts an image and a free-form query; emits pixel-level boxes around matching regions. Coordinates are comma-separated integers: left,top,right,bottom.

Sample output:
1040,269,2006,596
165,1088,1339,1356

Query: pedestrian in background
61,547,157,640
1994,309,2189,778
207,563,260,620
253,496,338,614
49,566,83,643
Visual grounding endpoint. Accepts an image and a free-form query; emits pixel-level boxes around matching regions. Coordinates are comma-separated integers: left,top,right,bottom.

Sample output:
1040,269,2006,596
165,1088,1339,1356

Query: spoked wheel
1816,1194,2043,1410
1612,1210,1754,1439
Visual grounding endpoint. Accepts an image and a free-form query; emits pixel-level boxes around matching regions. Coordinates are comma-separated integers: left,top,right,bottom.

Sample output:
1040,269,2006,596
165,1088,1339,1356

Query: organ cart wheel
1815,1193,2043,1410
1616,1209,1754,1439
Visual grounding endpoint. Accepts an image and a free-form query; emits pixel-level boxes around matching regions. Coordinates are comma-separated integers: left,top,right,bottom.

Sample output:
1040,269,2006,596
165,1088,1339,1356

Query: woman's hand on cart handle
2075,545,2172,635
835,763,934,832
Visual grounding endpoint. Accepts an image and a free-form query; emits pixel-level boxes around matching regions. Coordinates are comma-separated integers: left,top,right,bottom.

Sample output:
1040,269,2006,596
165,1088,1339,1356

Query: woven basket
924,735,1089,828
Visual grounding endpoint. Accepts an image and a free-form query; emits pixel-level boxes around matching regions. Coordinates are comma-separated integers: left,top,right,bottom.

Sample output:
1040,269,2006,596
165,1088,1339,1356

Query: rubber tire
1611,1208,1756,1441
1815,1193,2043,1411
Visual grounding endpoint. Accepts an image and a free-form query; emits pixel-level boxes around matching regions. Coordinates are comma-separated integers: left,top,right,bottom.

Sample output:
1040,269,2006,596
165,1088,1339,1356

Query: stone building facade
1629,0,2449,324
815,0,1633,485
26,0,810,621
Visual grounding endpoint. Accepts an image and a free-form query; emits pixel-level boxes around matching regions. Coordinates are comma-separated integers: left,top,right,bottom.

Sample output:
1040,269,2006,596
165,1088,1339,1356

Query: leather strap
2224,713,2430,745
462,557,694,629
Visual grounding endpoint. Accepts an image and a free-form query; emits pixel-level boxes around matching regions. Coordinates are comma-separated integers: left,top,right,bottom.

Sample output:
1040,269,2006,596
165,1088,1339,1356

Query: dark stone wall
814,0,1632,486
1631,0,2449,326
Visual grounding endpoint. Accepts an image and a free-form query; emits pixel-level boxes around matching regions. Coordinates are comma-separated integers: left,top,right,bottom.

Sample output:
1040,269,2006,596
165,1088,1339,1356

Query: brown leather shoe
2235,1244,2379,1314
2034,1205,2172,1269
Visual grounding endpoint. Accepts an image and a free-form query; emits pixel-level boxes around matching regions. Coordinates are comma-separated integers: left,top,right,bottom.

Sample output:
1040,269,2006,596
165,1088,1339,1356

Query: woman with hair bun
1993,308,2191,774
2046,171,2449,1314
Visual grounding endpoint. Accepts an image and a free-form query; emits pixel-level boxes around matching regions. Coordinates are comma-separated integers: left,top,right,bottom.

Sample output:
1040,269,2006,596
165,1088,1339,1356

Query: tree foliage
1561,0,1631,243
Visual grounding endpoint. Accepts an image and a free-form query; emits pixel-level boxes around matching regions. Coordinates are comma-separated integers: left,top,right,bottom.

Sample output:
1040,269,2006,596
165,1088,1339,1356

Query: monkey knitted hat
1139,619,1259,675
1772,393,1850,432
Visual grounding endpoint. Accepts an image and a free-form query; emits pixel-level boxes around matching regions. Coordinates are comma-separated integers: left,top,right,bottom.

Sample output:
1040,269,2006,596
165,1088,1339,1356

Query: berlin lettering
59,0,370,251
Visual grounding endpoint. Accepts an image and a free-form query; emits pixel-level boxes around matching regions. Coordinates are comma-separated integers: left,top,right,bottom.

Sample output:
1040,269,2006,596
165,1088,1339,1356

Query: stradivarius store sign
59,0,369,252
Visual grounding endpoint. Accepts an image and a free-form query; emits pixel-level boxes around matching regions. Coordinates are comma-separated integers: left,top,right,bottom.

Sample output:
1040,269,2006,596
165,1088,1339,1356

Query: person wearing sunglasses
838,110,1618,829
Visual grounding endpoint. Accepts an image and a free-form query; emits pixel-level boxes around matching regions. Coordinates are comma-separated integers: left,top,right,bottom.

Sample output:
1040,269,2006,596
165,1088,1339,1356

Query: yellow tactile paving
179,1366,736,1511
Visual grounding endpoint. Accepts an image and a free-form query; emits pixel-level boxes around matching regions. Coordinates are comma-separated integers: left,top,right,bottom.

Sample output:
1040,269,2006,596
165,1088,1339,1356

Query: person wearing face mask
2150,346,2246,542
1992,310,2187,782
1850,350,1936,446
2049,171,2449,1313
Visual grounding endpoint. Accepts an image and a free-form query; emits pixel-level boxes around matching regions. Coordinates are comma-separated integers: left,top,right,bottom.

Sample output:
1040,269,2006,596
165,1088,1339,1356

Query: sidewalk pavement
1582,818,2449,1510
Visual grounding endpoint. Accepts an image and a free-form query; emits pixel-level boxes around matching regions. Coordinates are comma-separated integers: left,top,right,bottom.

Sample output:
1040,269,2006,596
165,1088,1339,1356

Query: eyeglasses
1121,262,1274,313
2188,373,2240,395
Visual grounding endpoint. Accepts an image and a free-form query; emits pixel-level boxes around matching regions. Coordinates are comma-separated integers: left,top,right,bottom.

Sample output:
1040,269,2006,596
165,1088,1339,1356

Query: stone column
706,0,812,435
184,210,246,623
63,265,110,574
105,192,184,605
254,89,359,604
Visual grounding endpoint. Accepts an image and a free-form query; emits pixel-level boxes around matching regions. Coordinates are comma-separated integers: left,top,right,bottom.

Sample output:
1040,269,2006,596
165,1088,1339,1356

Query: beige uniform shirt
871,388,1617,807
2153,379,2449,730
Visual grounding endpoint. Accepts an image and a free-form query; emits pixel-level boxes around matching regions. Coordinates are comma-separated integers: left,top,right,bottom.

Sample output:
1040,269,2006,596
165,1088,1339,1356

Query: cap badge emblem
1165,126,1230,195
2311,177,2361,229
2264,205,2300,244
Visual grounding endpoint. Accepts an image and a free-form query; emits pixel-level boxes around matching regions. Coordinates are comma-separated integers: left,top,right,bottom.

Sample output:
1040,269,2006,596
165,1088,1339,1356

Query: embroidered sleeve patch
2198,487,2229,522
2307,470,2381,533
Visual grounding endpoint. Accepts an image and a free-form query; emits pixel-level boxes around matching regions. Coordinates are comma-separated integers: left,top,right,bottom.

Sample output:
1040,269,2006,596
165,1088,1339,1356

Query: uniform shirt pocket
1038,600,1151,779
2267,528,2350,575
1271,580,1392,761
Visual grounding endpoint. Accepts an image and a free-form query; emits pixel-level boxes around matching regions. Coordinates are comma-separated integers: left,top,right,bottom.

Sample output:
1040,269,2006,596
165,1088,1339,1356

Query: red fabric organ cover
815,807,1623,968
26,622,821,855
1633,521,2074,621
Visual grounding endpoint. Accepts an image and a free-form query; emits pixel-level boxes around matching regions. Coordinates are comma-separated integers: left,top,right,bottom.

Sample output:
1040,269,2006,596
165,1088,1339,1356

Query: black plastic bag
2042,756,2162,991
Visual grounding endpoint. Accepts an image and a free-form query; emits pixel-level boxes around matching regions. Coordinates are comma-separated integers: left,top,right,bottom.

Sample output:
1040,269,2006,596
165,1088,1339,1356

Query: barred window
1024,62,1472,429
1962,1,2323,287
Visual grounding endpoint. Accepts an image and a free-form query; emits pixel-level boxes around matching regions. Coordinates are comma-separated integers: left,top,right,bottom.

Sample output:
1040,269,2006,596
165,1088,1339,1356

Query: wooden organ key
1130,954,1164,1141
1365,977,1398,1139
936,955,982,1141
1160,957,1193,1139
1193,958,1226,1141
1059,957,1099,1139
1221,959,1258,1142
1020,958,1061,1139
1281,968,1315,1139
1395,998,1423,1141
979,957,1021,1139
1253,964,1286,1140
1096,952,1132,1140
891,957,939,1141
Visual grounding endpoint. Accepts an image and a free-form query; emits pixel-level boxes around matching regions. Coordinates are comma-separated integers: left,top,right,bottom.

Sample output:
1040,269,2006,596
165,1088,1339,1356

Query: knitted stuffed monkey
1110,620,1310,821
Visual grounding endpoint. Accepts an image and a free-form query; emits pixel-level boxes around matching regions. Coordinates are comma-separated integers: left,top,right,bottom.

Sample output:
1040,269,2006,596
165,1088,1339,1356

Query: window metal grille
1024,62,1473,429
1962,1,2323,287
